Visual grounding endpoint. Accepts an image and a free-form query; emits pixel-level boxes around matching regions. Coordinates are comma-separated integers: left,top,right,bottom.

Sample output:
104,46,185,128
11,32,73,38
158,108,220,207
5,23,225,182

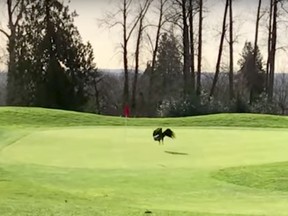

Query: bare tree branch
0,29,9,38
210,0,229,98
126,13,142,42
11,0,20,14
14,0,25,27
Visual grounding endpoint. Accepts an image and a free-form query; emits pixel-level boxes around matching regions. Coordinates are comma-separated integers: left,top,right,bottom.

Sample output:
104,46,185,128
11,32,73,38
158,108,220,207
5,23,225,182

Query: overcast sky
1,0,288,72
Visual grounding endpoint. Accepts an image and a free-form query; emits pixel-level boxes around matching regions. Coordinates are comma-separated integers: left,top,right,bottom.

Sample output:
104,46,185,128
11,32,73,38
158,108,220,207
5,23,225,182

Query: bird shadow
164,151,189,156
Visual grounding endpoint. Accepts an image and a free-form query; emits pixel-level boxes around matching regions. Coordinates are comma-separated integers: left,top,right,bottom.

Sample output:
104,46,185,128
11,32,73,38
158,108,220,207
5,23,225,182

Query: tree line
1,0,288,116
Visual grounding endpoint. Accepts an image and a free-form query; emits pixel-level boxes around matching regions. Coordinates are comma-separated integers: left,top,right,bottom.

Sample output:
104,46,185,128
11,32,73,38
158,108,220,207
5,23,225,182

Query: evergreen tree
142,31,181,115
154,31,182,100
12,0,95,110
237,41,265,103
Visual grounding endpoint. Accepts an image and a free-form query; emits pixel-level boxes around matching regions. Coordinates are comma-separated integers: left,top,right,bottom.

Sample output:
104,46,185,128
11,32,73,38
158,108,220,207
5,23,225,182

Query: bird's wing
163,128,175,138
153,128,162,136
153,128,162,140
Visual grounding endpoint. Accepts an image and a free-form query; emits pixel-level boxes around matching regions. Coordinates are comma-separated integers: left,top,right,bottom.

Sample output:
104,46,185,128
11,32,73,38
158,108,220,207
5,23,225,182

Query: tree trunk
6,32,16,105
148,0,167,115
228,0,234,100
123,0,129,108
150,0,166,79
196,0,203,96
3,0,25,105
266,0,273,93
182,0,190,96
93,78,101,114
131,24,141,114
209,0,229,98
131,0,152,114
251,0,262,104
189,0,195,93
268,0,278,101
254,0,262,54
121,0,144,110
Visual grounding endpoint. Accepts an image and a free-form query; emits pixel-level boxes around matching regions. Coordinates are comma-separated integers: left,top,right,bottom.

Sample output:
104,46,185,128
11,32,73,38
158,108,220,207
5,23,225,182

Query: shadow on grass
164,151,189,156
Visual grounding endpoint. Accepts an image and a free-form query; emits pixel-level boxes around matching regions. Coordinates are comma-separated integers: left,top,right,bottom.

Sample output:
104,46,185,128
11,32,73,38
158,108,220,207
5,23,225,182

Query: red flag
124,104,130,117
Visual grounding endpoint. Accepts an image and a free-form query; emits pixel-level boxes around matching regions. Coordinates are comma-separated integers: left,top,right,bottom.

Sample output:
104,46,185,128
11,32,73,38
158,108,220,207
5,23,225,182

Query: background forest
1,0,288,117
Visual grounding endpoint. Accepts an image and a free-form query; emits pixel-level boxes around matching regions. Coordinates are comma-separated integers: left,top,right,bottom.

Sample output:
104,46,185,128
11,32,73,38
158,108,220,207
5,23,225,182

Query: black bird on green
153,128,175,144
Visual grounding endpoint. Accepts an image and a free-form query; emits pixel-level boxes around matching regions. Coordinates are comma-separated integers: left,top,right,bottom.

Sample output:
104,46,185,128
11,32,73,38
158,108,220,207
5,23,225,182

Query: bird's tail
163,128,175,139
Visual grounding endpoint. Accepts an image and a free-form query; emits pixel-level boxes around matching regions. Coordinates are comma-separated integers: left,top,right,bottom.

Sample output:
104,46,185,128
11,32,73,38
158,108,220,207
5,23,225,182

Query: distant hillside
98,68,144,76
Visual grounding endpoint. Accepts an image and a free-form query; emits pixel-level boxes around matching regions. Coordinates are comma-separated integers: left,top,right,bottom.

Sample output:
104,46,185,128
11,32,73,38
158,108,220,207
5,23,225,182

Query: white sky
68,0,288,72
0,0,288,72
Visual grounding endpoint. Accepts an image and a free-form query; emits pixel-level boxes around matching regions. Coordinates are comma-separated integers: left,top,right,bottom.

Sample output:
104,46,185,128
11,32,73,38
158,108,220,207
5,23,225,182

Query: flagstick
123,104,130,144
124,116,128,144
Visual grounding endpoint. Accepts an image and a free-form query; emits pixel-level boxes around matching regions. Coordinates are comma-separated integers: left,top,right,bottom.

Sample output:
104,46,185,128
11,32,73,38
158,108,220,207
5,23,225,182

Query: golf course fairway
1,107,288,215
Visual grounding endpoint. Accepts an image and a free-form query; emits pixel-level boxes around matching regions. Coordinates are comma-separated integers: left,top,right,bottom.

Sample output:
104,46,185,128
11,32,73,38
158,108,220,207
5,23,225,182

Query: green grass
1,107,288,215
214,161,288,192
2,106,288,128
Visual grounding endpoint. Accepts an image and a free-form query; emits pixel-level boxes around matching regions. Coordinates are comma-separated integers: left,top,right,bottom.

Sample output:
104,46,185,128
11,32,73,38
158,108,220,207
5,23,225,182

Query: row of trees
1,0,288,116
103,0,287,116
106,0,204,114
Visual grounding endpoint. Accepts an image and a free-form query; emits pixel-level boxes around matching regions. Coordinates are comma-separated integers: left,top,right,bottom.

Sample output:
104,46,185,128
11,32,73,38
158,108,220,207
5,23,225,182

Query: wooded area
0,0,288,117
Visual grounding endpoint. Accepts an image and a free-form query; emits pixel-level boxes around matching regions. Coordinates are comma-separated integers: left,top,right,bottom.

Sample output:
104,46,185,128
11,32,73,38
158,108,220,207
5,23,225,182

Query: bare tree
131,0,152,113
147,0,169,114
181,0,191,96
189,0,195,92
0,0,25,104
248,0,263,103
100,0,144,110
171,0,191,95
268,0,278,101
265,0,273,92
167,0,194,96
210,0,229,98
254,0,262,55
149,0,168,73
122,0,130,107
196,0,203,96
228,0,234,100
119,0,144,108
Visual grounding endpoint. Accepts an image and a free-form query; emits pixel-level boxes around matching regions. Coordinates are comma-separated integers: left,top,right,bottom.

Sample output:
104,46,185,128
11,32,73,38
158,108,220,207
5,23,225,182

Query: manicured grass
1,107,288,215
2,106,288,128
214,161,288,192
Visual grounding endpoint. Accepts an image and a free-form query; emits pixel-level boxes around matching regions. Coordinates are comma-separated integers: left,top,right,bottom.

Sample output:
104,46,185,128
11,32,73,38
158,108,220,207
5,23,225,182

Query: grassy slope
1,106,288,128
1,107,288,215
214,161,288,192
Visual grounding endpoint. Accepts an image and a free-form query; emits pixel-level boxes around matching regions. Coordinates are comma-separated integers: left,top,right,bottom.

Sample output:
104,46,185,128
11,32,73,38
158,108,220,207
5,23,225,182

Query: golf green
2,127,288,169
1,124,288,215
